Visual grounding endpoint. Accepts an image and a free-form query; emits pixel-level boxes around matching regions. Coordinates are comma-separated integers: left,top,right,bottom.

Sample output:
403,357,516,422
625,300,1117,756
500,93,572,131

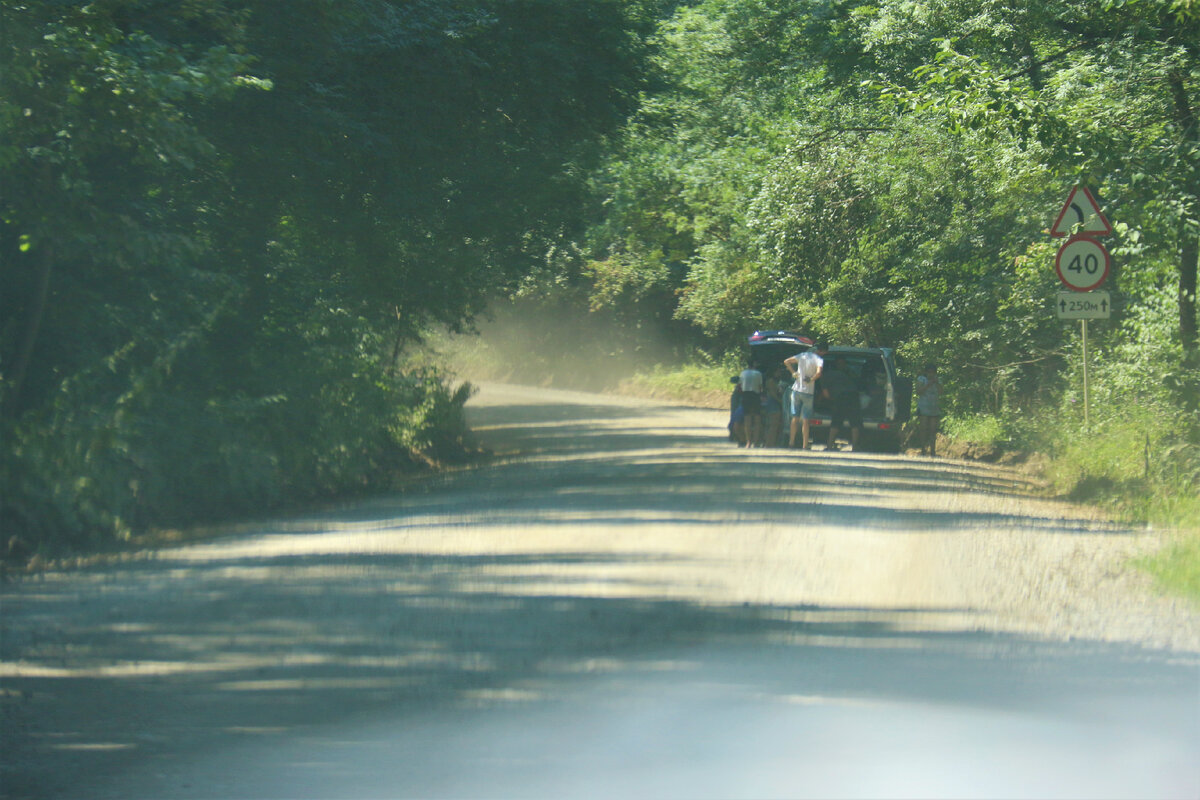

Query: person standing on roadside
738,361,765,447
728,377,745,444
763,366,786,447
785,340,827,450
916,362,942,457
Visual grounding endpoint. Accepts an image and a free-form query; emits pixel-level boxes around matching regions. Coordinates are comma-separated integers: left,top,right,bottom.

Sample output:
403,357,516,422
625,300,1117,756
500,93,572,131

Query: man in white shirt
738,362,765,447
784,340,827,449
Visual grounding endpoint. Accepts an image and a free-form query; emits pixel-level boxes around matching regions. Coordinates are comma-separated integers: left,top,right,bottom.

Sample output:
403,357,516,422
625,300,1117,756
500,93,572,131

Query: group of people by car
730,339,942,455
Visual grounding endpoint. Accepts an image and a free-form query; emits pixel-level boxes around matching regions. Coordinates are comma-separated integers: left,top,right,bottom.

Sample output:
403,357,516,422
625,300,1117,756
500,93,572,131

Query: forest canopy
1,0,660,546
582,0,1199,413
2,0,1197,550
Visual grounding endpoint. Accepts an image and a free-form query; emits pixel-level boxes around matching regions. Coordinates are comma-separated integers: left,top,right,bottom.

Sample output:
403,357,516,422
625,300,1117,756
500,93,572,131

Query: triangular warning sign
1051,186,1112,237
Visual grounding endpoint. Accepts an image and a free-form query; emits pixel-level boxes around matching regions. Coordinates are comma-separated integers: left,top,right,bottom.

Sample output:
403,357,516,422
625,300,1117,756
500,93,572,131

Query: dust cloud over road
2,384,1198,799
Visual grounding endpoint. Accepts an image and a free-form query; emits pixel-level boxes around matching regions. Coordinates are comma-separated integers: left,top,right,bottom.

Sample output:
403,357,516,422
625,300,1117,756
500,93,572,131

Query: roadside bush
389,373,475,462
1,345,474,557
941,413,1008,450
620,354,740,407
1139,532,1200,603
1042,278,1200,523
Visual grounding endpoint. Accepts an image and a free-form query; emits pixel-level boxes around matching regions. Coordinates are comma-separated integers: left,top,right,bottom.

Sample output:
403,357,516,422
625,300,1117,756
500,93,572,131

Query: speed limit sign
1055,235,1110,291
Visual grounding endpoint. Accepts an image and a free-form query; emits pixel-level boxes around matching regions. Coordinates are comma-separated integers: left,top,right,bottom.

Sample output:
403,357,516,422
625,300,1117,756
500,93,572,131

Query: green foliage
1043,403,1200,523
621,357,739,405
942,414,1007,449
580,0,1197,410
1,1,664,553
1138,532,1200,604
1,308,475,551
1043,280,1199,525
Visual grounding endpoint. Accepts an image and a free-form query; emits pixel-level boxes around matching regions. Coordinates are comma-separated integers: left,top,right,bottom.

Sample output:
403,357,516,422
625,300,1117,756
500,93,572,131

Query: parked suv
744,333,912,451
808,346,912,452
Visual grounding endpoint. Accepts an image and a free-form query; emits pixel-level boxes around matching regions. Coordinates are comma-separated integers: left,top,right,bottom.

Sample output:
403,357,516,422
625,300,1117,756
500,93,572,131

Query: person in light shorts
789,387,815,421
784,340,827,449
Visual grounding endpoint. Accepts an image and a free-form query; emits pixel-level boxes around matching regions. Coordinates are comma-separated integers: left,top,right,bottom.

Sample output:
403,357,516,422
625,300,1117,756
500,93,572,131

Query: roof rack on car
748,330,814,346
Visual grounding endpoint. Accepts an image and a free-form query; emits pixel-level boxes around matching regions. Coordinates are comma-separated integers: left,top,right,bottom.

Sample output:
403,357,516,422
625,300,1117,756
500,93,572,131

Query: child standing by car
738,361,765,447
916,363,942,457
763,367,785,447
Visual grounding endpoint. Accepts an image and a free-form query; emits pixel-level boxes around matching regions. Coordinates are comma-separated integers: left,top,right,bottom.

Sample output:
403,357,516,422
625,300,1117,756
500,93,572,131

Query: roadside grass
1044,411,1200,604
619,361,734,409
1135,528,1200,602
941,414,1006,448
936,409,1200,604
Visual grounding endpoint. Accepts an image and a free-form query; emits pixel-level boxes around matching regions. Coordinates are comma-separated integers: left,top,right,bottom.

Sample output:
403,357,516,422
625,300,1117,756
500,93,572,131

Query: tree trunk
1169,71,1199,365
1182,226,1199,361
4,243,54,417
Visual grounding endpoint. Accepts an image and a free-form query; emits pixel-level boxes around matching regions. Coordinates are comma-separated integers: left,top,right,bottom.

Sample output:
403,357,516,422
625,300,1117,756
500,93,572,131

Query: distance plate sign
1055,235,1110,291
1056,290,1111,319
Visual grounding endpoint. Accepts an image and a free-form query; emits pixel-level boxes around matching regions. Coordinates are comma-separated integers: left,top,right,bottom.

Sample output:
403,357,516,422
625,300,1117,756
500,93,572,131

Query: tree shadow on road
3,547,1193,799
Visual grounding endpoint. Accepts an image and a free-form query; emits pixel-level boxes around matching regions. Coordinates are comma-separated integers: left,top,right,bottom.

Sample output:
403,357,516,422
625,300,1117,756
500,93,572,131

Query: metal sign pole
1051,186,1113,434
1082,319,1089,429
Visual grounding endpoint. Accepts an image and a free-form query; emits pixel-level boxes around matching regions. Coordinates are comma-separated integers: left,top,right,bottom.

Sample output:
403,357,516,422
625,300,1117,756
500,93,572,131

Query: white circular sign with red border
1055,235,1110,292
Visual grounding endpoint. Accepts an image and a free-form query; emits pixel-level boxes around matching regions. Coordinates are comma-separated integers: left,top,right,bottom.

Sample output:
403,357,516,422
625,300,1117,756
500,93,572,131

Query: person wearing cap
784,340,827,449
916,362,942,456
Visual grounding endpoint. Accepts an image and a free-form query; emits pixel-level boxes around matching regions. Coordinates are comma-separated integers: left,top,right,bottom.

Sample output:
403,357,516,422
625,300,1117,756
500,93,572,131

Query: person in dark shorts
821,357,861,451
728,379,745,444
762,366,785,447
738,361,765,447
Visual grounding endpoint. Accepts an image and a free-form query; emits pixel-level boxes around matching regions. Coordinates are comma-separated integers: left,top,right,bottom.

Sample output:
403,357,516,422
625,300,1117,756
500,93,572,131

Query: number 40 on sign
1055,235,1110,292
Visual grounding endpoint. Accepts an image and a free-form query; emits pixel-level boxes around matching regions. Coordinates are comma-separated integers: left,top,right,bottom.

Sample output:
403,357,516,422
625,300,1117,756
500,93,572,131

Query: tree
877,0,1200,369
1,0,254,415
584,0,1198,412
1,0,665,547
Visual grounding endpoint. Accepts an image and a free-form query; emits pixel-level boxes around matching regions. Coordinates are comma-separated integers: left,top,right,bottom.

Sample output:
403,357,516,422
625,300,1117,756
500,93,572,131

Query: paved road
2,384,1197,799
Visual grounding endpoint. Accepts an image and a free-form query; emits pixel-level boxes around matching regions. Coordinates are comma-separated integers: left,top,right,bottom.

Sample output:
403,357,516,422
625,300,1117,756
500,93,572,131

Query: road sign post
1051,186,1113,430
1082,319,1089,429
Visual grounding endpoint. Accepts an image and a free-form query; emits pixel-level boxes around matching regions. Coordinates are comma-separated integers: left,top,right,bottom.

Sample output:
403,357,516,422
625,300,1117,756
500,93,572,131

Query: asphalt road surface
2,383,1198,799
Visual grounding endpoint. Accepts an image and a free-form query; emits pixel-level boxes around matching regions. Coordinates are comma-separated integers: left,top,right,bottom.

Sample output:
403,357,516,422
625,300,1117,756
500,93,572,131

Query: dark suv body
809,346,912,452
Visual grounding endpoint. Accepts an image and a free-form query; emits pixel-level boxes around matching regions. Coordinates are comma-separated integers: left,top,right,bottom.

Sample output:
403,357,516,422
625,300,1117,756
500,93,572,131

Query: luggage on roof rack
748,330,813,347
747,331,813,374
